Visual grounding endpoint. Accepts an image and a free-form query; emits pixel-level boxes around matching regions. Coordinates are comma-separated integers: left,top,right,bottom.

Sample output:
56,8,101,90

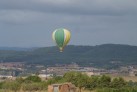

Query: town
0,62,137,81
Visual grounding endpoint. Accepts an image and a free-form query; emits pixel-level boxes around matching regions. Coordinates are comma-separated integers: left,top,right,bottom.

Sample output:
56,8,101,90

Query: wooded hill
0,44,137,68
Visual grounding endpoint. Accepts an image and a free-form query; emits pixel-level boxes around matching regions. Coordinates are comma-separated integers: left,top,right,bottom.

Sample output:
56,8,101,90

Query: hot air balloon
52,28,71,52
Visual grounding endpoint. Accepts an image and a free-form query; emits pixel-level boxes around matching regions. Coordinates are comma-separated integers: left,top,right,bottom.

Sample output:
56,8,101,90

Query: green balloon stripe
55,29,65,47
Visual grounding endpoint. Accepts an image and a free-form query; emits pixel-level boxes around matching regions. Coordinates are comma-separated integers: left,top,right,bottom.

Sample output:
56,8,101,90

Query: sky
0,0,137,47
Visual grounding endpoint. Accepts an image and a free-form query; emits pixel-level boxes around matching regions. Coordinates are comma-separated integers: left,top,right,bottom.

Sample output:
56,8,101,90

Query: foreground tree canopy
0,72,137,92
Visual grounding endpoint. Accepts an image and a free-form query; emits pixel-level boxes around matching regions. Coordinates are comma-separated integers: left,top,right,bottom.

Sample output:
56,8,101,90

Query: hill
0,47,36,51
0,44,137,68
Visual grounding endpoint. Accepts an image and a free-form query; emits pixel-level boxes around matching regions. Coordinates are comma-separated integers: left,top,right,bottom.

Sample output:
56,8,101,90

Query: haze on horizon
0,0,137,47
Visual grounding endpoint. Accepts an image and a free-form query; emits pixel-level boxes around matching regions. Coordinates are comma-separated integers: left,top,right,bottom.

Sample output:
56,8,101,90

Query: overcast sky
0,0,137,47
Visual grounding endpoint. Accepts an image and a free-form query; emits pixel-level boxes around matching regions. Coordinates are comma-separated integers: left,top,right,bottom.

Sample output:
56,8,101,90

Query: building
48,83,76,92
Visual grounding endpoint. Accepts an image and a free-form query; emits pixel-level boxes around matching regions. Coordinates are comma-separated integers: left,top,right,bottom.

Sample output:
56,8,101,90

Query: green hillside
0,44,137,68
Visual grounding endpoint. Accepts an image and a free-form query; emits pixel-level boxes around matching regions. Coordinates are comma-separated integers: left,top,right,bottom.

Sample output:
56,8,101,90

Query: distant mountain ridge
0,47,37,51
0,44,137,68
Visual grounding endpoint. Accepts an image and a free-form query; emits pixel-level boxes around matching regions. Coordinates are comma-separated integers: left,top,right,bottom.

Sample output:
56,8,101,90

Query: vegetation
0,72,137,92
25,75,42,83
1,44,137,68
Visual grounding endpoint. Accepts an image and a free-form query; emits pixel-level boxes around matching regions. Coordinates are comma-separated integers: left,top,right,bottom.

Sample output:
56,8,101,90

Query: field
0,89,95,92
109,75,137,82
122,76,137,82
0,90,48,92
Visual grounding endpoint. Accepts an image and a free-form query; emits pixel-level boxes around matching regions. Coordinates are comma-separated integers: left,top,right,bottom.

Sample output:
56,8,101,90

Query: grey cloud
0,10,49,24
0,0,136,16
0,0,136,24
0,0,137,47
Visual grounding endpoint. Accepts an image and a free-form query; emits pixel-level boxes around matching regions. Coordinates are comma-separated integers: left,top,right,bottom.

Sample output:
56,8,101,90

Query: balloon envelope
52,28,71,52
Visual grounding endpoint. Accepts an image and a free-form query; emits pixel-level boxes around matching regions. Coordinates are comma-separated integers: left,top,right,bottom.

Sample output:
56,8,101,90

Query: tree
0,82,4,89
76,73,89,92
22,83,44,92
63,71,78,82
16,77,24,84
2,81,21,92
110,77,126,88
25,75,41,83
46,78,56,85
54,76,66,83
97,75,111,88
85,76,99,91
64,71,88,92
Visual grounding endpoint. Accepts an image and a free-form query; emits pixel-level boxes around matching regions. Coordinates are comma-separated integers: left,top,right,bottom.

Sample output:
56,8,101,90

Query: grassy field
110,75,137,82
122,76,137,82
0,89,95,92
0,90,48,92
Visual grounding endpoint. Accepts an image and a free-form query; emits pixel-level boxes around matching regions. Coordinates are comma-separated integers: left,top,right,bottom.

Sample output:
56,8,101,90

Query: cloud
0,0,137,47
0,0,137,15
0,0,136,25
0,0,137,29
0,10,49,24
